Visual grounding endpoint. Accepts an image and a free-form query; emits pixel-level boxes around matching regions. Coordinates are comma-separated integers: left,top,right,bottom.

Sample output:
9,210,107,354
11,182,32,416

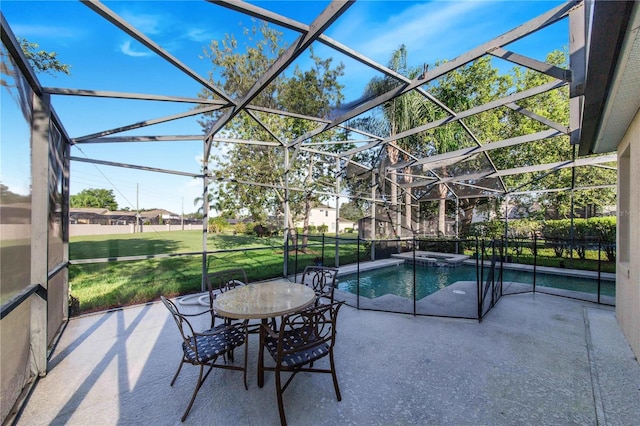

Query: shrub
266,225,281,237
318,224,329,233
234,222,246,235
468,220,504,239
253,223,270,237
244,222,256,235
542,219,571,257
538,217,616,261
589,216,616,241
571,219,590,259
508,219,541,239
208,217,228,234
589,216,616,261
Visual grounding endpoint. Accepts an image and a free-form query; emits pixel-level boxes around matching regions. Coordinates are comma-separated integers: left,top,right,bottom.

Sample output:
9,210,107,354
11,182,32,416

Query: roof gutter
578,0,635,155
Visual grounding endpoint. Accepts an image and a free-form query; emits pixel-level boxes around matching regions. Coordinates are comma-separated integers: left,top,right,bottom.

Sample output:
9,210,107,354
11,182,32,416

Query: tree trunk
460,202,475,237
301,195,311,251
437,183,447,236
285,203,297,247
388,141,400,238
404,191,412,232
404,165,412,234
391,169,399,236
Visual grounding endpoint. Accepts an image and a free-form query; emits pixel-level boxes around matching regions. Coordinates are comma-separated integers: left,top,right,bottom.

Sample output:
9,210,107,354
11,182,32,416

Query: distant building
69,208,189,225
295,204,356,233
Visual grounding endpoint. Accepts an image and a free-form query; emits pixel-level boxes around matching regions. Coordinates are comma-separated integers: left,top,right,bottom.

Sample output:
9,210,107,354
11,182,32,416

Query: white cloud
359,1,485,62
119,40,152,57
119,11,163,35
184,28,214,43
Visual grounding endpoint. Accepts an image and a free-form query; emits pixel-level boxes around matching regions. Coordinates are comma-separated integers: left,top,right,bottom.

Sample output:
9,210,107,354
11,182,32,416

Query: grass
69,231,360,314
69,230,286,259
463,246,616,273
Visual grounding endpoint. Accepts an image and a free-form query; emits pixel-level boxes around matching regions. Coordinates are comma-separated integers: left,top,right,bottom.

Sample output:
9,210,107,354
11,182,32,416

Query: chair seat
183,324,246,363
265,331,330,368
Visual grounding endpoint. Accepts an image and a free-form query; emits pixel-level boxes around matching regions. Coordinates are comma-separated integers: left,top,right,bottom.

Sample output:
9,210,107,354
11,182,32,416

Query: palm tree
365,46,438,236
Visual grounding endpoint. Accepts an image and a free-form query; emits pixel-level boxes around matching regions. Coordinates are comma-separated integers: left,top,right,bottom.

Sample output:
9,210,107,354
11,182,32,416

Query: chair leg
181,364,205,422
170,359,185,387
243,329,249,390
329,351,342,401
258,320,266,388
275,368,287,426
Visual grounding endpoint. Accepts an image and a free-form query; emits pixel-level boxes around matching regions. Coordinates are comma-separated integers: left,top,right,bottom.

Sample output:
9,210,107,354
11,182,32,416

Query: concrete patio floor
16,292,640,425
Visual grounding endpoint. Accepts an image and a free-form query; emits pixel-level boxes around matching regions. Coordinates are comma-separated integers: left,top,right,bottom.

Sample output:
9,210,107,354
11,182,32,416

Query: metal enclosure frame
0,1,622,422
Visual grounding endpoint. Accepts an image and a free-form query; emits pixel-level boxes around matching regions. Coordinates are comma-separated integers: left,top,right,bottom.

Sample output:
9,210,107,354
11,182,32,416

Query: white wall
296,207,336,231
338,221,356,233
616,109,640,359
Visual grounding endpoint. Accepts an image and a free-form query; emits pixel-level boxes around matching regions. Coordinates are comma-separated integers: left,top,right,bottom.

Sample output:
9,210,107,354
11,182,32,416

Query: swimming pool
337,263,615,299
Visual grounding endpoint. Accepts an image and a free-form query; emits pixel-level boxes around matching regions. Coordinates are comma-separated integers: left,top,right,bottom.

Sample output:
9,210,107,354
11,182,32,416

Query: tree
339,201,365,222
70,188,118,210
362,46,509,237
2,37,70,91
0,184,29,204
341,116,387,224
199,22,346,249
424,56,511,235
362,47,608,237
18,37,70,75
498,50,616,220
364,45,433,236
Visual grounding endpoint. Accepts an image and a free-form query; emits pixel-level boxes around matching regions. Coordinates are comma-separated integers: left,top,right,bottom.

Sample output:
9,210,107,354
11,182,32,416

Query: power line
73,145,138,210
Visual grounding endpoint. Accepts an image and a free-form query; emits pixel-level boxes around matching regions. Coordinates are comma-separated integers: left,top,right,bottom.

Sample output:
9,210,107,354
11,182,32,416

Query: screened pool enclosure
0,1,621,423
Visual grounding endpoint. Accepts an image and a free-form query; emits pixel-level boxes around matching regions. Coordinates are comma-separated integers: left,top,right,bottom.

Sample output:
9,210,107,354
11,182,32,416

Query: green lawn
69,231,360,314
70,230,285,259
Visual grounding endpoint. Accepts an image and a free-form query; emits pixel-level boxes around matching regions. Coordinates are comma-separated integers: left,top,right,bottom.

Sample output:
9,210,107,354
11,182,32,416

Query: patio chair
262,301,344,426
161,296,248,422
205,268,248,328
300,266,338,305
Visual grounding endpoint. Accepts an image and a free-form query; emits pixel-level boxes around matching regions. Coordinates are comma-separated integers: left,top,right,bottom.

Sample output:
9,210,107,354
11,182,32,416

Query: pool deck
467,259,616,281
335,258,405,275
391,251,470,266
15,292,640,425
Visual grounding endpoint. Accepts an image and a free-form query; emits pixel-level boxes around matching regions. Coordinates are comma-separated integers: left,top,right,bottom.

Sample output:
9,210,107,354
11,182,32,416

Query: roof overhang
579,0,639,155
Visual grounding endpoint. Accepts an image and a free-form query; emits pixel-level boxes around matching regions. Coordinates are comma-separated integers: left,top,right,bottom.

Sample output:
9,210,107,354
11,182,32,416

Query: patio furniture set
162,266,342,425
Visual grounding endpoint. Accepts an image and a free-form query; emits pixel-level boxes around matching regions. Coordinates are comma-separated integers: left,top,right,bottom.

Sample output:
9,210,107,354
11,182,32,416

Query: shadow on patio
17,292,640,425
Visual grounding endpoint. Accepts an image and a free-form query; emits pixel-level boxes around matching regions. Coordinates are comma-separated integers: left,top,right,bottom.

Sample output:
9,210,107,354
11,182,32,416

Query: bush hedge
467,216,616,262
468,217,615,240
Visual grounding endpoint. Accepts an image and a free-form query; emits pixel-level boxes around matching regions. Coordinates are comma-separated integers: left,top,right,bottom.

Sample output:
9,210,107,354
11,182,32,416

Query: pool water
337,263,615,299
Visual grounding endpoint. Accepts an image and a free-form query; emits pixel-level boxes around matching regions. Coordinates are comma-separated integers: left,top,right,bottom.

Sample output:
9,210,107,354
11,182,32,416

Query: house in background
143,209,181,225
295,204,356,233
69,207,181,225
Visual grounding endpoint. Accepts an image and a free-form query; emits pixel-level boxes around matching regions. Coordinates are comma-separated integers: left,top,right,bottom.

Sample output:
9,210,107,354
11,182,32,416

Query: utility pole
136,183,140,233
181,196,184,230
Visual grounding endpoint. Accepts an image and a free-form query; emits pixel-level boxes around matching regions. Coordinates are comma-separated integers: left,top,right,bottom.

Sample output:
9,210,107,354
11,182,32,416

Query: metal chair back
300,266,338,304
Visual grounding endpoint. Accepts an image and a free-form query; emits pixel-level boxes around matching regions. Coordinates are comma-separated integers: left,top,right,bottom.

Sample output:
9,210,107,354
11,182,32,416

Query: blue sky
2,0,567,215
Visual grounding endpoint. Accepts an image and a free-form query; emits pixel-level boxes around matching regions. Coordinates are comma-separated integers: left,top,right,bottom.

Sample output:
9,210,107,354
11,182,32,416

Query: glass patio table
213,279,316,387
